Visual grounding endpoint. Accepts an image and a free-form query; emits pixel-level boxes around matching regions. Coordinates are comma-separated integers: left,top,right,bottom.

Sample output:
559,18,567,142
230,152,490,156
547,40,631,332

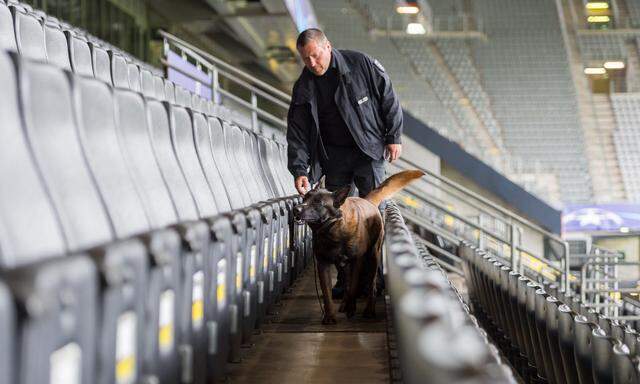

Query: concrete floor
227,267,390,384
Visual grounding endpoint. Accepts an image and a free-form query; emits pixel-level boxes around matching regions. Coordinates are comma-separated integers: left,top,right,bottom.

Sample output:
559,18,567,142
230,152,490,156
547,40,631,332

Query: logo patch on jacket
374,59,385,72
357,96,369,105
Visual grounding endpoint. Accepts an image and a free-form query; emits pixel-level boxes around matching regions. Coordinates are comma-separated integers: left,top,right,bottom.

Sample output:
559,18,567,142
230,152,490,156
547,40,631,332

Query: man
286,28,403,297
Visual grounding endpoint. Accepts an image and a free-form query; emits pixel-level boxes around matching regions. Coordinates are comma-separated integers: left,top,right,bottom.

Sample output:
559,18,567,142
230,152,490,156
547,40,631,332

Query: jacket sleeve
286,100,312,178
365,56,403,144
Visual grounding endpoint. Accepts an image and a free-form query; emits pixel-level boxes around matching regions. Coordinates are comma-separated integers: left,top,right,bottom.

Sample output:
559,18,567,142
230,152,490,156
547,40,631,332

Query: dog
292,170,424,324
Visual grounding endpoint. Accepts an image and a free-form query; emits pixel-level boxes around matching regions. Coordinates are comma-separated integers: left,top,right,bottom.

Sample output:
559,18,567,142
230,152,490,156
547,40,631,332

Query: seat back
208,116,246,209
259,136,286,197
43,22,70,70
146,100,200,221
153,75,165,101
113,89,178,229
73,75,151,238
19,56,114,252
0,52,66,267
13,8,46,60
164,80,176,104
0,2,16,51
90,42,111,84
222,121,254,204
256,135,284,198
140,68,154,98
66,32,93,76
110,51,128,88
192,112,232,213
168,104,218,217
9,255,98,384
244,130,273,199
127,62,141,92
0,281,14,384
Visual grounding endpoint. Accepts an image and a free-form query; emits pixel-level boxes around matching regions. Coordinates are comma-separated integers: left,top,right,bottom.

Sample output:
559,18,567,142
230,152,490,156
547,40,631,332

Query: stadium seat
43,22,70,70
153,75,165,101
544,296,570,383
141,68,154,98
0,51,66,267
127,62,141,92
113,88,202,384
90,42,111,84
66,31,93,76
191,110,232,213
0,281,14,384
0,2,17,51
110,51,128,88
574,315,598,384
592,328,616,384
164,79,176,104
13,6,46,60
5,255,99,384
612,343,640,384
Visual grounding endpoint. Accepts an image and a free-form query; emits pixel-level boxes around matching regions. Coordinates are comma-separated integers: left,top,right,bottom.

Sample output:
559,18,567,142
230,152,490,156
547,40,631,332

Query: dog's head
293,184,351,226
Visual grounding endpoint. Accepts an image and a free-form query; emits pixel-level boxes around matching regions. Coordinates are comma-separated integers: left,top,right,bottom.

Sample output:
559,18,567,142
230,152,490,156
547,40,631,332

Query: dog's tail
365,170,425,207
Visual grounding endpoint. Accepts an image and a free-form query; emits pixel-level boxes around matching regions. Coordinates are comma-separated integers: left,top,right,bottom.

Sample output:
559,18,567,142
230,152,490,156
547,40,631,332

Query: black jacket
286,49,403,183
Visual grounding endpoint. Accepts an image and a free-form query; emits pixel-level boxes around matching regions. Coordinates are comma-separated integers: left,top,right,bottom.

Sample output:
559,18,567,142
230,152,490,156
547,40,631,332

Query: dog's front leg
317,260,337,324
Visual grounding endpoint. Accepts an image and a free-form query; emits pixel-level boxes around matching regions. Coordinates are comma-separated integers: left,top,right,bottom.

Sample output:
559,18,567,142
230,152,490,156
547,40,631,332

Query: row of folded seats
383,202,517,384
0,0,232,122
0,29,310,384
459,242,640,384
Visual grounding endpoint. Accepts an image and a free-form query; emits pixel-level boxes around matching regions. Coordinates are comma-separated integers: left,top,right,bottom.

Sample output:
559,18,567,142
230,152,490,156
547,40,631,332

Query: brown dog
292,170,424,324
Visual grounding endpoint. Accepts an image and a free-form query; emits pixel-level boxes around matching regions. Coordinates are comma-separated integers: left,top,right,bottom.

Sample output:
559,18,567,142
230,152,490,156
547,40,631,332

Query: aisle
226,267,390,383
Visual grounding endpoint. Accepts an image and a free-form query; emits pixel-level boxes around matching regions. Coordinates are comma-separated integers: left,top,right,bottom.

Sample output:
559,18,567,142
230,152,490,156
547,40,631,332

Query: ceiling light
584,67,606,75
620,226,630,233
586,2,609,10
604,61,625,69
587,15,610,23
406,22,426,34
397,5,420,14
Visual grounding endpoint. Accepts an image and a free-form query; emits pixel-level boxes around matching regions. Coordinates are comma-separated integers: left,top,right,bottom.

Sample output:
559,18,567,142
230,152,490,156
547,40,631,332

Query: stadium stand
1,0,640,383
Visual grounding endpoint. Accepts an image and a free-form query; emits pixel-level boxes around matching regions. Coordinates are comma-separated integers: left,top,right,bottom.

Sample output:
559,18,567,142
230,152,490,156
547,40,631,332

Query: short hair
296,28,328,49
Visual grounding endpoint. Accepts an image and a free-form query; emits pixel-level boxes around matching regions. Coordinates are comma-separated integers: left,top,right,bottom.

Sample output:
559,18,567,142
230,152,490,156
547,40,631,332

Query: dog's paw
322,313,338,325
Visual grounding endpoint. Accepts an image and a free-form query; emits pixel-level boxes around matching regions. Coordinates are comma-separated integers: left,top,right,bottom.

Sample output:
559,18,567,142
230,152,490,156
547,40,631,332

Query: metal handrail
159,30,291,101
160,30,291,132
395,158,567,245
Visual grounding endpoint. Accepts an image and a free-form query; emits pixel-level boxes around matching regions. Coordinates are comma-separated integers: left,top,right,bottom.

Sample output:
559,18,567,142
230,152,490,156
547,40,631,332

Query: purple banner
562,204,640,232
167,50,212,100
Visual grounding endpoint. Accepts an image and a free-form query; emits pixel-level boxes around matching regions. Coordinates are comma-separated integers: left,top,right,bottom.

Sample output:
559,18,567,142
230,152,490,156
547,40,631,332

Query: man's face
298,39,332,76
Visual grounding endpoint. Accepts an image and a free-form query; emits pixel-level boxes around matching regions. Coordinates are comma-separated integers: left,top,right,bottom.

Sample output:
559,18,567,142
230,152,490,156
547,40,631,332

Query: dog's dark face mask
293,185,351,226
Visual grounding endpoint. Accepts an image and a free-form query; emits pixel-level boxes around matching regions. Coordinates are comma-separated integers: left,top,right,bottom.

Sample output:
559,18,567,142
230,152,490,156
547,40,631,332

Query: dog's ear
332,185,351,208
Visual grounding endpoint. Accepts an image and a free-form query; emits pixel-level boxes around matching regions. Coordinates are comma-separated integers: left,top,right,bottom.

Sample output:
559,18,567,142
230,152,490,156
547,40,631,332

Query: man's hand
385,144,402,162
295,176,311,195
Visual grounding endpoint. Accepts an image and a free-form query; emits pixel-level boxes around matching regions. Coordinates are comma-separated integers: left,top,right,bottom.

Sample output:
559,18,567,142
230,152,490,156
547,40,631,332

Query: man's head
296,28,332,76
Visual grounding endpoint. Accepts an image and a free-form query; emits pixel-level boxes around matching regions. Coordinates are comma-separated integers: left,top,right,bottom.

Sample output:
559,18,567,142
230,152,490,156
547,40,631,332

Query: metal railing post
510,223,518,271
564,241,571,296
212,67,220,104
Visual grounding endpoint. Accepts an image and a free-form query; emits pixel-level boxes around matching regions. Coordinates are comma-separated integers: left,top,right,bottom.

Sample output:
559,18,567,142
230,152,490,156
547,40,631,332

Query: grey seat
0,281,14,384
574,316,598,384
5,255,98,384
141,68,154,98
18,55,113,251
191,110,232,213
13,7,46,60
44,21,69,69
209,117,247,209
165,80,176,104
66,31,93,76
110,51,128,88
90,42,111,84
0,2,16,51
127,62,141,92
0,51,66,267
153,75,165,101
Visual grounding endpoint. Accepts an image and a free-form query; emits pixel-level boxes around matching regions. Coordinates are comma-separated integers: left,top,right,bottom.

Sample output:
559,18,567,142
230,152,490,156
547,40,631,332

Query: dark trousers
320,145,386,294
320,145,385,197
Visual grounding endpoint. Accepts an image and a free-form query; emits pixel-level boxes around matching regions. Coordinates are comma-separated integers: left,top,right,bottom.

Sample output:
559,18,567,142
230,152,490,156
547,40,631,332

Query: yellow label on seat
263,237,269,271
158,290,174,354
115,356,136,384
115,311,137,384
192,271,204,329
236,252,243,291
217,259,227,310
